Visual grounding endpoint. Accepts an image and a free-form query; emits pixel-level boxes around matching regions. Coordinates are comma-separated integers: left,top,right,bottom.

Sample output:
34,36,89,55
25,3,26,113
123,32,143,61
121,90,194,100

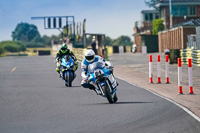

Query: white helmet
85,49,95,63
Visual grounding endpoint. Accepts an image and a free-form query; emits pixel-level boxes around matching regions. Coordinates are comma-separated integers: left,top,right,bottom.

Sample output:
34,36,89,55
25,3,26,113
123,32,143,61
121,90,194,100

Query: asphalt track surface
0,56,200,133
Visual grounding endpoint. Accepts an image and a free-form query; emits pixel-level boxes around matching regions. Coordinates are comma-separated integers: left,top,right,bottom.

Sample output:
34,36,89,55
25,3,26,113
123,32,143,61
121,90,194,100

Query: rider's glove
72,56,77,62
105,61,113,71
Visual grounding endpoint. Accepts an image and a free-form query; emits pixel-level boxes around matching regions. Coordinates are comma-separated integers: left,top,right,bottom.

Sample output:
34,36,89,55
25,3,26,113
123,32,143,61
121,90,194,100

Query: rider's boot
94,89,101,95
116,81,119,86
56,68,61,78
111,73,119,86
74,62,78,71
89,85,101,95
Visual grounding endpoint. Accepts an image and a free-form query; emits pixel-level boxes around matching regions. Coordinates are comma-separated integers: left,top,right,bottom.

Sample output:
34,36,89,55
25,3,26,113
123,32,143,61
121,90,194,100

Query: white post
188,58,194,94
165,55,169,83
178,58,183,94
157,55,161,83
149,55,153,83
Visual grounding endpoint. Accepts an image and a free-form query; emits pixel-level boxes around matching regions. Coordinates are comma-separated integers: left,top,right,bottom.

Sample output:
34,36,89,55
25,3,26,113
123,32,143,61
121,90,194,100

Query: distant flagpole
169,0,172,28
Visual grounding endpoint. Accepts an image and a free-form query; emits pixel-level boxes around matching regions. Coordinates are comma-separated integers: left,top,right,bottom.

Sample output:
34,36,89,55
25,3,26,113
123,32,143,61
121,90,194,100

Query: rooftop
161,0,200,2
172,18,200,28
141,10,159,14
158,0,200,6
193,19,200,26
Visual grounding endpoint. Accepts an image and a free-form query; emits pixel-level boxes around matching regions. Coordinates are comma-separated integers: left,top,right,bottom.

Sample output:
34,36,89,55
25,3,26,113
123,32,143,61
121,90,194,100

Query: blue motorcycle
87,60,118,103
60,55,76,87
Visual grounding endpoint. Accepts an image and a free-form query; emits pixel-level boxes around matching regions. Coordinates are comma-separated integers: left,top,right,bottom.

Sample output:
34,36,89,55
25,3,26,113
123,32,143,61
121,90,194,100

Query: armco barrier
106,46,113,56
72,45,133,61
37,50,51,56
113,46,119,53
125,46,132,52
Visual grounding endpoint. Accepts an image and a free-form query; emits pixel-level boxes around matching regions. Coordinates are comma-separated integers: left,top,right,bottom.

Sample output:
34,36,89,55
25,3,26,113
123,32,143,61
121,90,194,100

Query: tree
12,22,41,42
31,34,44,43
86,35,93,46
145,0,160,10
0,41,26,52
42,35,51,46
152,19,164,35
41,34,62,46
105,36,112,46
112,36,133,46
0,46,5,55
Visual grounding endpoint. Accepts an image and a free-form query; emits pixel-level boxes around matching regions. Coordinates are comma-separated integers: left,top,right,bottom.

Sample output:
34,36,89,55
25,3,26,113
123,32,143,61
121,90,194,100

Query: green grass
27,47,52,56
0,47,52,57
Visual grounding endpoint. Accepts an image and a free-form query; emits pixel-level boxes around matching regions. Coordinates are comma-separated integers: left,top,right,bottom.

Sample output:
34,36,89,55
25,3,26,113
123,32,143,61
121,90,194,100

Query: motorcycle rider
81,49,116,93
55,43,78,76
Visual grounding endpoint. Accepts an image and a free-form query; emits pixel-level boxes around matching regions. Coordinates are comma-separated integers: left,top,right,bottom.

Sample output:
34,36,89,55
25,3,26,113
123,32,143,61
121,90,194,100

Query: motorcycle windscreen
88,61,105,74
64,55,73,62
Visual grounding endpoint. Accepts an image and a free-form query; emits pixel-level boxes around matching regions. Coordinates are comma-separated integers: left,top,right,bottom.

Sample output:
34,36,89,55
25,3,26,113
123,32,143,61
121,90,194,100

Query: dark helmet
61,43,68,53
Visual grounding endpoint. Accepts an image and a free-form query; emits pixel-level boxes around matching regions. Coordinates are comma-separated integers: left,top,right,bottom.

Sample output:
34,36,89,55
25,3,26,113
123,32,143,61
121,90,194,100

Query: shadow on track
84,101,153,105
57,85,82,88
70,86,82,87
115,101,153,104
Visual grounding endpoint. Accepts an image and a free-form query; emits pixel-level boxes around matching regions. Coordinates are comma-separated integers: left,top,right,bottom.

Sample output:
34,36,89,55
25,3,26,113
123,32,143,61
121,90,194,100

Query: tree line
0,22,133,55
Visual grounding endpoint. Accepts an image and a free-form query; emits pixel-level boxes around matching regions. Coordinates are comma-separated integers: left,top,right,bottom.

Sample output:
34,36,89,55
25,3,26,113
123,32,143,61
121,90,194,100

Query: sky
0,0,151,42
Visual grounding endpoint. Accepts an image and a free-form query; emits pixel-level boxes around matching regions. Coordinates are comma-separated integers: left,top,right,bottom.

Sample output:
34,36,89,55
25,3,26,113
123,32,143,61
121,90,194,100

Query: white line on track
116,76,200,123
10,67,16,73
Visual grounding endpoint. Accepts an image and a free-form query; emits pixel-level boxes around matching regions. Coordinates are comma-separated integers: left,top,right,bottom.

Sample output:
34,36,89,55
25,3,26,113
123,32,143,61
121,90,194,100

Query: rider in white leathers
81,49,114,91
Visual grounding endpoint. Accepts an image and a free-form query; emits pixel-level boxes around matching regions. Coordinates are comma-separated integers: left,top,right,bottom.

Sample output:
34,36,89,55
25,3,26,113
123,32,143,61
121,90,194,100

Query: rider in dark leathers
55,43,78,75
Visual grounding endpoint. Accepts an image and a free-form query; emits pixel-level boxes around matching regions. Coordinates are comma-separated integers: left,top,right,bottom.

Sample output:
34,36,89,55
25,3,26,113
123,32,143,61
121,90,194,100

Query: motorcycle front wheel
113,93,118,103
103,79,117,104
64,72,72,87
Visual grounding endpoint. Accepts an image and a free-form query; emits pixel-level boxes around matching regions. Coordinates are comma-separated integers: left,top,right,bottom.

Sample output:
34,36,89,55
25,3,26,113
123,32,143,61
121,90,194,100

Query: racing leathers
81,55,113,90
56,49,78,73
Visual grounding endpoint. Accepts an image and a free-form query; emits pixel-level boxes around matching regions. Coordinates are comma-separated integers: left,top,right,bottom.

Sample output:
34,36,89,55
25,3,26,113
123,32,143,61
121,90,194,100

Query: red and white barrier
149,55,153,83
178,58,183,94
188,58,194,94
165,55,169,83
157,55,161,83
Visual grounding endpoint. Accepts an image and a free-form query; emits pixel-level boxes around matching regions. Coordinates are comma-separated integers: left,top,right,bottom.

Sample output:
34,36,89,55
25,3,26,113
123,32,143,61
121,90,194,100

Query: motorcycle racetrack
0,56,200,133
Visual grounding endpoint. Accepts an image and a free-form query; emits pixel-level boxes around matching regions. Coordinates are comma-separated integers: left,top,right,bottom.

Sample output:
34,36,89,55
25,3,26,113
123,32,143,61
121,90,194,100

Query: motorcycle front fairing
60,56,75,83
88,61,118,97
